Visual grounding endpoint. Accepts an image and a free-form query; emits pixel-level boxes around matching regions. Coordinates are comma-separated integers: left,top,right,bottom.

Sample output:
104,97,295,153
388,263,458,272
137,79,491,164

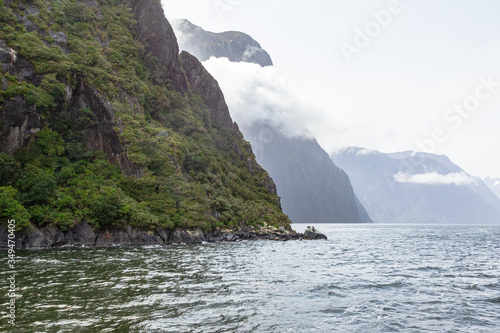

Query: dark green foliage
89,187,125,228
17,164,57,206
0,186,31,230
0,153,17,186
0,0,290,231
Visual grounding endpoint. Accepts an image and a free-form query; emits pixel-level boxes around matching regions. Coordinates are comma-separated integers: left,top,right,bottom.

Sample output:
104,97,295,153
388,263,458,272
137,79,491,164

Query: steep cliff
0,0,290,241
179,51,234,128
172,21,371,223
247,123,370,223
172,19,273,67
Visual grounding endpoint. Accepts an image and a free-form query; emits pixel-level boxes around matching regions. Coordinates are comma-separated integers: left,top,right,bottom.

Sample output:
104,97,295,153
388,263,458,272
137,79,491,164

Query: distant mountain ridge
171,19,273,67
484,177,500,200
172,20,371,223
331,147,500,224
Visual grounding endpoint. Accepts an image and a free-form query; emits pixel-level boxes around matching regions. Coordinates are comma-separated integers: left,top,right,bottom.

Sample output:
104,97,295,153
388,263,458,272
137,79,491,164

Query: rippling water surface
2,224,500,332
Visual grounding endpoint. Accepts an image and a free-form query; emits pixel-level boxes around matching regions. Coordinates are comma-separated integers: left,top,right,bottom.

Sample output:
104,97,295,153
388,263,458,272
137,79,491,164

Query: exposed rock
0,96,41,155
95,229,130,247
172,19,273,67
69,81,143,177
156,228,170,243
63,221,97,246
49,31,68,44
180,51,235,129
303,226,327,240
0,224,8,248
231,141,245,160
0,223,305,249
0,40,16,64
16,228,47,248
127,227,164,245
44,226,66,246
49,31,70,53
169,229,206,244
157,130,169,137
131,0,188,92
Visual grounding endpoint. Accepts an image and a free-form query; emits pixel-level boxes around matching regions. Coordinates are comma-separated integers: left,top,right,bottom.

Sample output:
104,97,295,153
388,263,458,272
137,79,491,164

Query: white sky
162,0,500,178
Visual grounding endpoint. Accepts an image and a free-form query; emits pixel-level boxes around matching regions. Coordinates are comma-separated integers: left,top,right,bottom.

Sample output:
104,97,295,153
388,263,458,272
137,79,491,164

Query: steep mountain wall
247,123,370,223
0,0,290,242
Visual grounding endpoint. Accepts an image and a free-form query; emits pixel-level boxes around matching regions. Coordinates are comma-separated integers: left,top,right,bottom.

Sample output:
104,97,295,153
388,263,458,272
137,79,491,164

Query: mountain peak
171,19,273,67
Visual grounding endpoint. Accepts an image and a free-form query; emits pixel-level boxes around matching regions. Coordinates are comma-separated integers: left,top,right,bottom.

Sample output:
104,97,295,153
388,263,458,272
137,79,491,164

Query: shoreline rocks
0,221,305,250
303,226,328,240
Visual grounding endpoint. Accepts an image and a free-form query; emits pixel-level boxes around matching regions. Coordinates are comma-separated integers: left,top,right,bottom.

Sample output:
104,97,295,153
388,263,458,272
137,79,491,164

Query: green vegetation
0,0,290,231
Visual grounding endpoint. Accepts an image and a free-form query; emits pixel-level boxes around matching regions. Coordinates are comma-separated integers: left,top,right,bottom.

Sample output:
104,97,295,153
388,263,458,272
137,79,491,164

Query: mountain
0,0,291,241
484,177,500,200
171,19,273,67
248,123,371,223
172,21,371,223
331,147,500,224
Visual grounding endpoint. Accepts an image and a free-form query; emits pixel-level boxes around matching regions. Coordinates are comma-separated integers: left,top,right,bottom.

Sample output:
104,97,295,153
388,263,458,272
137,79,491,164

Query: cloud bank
170,20,191,46
394,172,478,186
202,57,345,139
354,148,379,156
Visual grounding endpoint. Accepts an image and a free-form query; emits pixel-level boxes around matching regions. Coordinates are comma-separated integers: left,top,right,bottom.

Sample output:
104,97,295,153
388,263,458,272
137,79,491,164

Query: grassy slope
0,0,290,231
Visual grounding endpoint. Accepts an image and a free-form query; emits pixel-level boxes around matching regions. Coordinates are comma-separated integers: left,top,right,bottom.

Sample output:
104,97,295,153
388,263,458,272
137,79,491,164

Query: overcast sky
162,0,500,178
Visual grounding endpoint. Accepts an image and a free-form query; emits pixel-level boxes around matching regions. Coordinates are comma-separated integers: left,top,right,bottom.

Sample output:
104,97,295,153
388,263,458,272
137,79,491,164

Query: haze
162,0,500,178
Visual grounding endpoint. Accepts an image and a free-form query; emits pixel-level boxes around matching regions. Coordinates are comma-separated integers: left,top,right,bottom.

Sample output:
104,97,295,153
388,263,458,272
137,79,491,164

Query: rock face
180,51,234,128
331,147,500,224
303,226,327,240
0,221,304,249
172,19,273,67
247,123,371,223
131,0,188,92
0,37,141,175
0,40,41,156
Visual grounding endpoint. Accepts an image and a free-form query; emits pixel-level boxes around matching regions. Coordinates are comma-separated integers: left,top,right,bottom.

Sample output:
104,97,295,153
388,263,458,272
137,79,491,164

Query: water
2,224,500,332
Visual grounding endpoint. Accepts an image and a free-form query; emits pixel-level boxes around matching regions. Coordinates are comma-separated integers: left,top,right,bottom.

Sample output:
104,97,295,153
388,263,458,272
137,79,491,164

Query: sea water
1,224,500,332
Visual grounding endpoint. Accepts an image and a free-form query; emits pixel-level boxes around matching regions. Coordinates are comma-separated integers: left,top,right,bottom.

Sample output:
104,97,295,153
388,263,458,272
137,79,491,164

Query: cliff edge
0,0,290,247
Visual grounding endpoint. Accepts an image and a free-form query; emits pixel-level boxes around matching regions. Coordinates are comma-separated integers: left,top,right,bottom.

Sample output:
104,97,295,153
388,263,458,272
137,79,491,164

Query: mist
393,171,478,186
202,57,344,141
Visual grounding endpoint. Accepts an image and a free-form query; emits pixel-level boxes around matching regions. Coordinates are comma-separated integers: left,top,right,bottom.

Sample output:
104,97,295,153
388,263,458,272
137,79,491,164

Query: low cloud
242,45,261,62
394,172,478,186
170,19,192,47
202,57,345,139
355,148,378,156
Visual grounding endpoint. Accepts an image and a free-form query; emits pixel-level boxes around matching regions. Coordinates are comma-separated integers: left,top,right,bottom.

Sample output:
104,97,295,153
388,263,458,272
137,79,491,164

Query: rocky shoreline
0,221,314,250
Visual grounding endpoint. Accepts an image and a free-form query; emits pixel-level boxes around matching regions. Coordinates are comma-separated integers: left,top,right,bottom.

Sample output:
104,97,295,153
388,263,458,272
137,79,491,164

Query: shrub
16,165,57,206
0,186,31,230
0,153,17,186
